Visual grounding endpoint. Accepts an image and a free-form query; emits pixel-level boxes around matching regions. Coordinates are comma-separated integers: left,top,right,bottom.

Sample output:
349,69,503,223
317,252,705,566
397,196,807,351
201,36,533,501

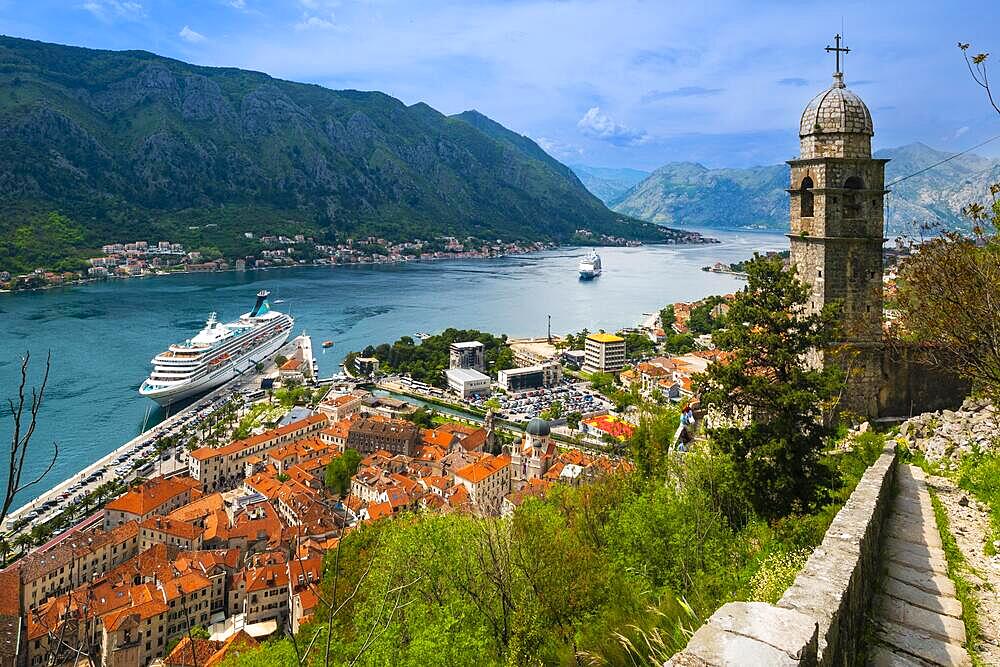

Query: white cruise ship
578,251,602,279
139,290,294,406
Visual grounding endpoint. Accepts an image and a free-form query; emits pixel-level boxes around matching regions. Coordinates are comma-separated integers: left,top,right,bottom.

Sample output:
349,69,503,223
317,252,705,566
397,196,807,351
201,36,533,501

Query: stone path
926,473,1000,664
868,465,972,666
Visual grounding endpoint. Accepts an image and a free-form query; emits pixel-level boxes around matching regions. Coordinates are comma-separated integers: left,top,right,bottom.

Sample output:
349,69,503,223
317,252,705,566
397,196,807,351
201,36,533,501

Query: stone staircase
867,464,971,666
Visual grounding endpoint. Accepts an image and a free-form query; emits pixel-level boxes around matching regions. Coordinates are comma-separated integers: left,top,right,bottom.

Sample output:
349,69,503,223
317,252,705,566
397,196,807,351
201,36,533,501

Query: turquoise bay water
0,229,786,503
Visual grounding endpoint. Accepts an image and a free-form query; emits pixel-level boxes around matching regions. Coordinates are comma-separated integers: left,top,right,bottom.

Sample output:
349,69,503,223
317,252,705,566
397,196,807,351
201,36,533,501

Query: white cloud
576,107,648,146
955,126,969,138
179,26,207,43
295,13,337,30
536,136,583,159
81,0,144,21
228,0,246,8
295,0,339,29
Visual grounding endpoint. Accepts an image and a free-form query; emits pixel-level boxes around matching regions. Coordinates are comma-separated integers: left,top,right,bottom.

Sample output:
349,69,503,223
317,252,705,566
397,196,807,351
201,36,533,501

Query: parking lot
469,381,613,422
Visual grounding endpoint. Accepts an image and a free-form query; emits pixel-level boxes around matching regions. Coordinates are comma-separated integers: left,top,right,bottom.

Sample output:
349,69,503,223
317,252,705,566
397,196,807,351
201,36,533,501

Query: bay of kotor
1,229,784,500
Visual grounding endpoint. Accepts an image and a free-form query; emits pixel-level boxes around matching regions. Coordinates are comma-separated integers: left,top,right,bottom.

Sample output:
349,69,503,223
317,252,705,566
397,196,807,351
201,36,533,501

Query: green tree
659,304,676,330
664,333,696,355
325,448,363,496
405,407,437,429
588,372,616,396
623,331,655,357
696,254,842,518
687,296,727,334
540,400,563,421
565,411,582,430
895,226,1000,405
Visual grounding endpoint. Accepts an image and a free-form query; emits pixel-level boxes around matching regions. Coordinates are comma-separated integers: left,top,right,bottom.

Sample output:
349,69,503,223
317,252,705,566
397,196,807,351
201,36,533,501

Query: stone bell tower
788,35,887,416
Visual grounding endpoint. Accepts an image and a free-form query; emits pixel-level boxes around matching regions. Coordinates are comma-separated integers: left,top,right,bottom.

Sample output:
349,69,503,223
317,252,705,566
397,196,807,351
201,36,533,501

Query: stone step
886,560,957,599
874,594,966,645
886,537,947,565
887,519,944,549
866,644,926,666
893,497,934,520
875,618,971,667
887,548,949,576
881,576,963,618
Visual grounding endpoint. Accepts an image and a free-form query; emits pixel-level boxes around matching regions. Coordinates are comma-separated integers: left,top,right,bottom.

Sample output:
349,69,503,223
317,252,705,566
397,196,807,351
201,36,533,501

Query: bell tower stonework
789,36,887,417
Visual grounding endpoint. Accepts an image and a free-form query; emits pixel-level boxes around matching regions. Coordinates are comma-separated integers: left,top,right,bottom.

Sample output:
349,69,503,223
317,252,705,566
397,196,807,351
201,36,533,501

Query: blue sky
1,0,998,169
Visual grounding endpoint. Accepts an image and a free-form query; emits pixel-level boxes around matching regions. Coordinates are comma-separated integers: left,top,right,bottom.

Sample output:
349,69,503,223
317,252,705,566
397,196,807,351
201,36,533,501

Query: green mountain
609,143,1000,235
608,162,788,231
873,142,1000,237
569,164,650,204
0,36,671,273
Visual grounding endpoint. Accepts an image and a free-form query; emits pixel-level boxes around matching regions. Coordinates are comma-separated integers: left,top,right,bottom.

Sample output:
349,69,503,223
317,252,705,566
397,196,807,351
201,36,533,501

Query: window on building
844,176,864,218
800,176,814,217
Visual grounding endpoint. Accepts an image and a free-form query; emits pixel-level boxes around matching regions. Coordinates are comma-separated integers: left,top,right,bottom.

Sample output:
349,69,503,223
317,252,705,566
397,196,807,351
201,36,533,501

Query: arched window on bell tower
800,176,814,218
844,176,864,218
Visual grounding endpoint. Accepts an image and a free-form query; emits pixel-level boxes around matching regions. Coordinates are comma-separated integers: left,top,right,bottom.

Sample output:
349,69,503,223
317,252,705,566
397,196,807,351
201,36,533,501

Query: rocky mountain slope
608,162,788,231
607,143,1000,235
0,36,669,272
569,164,649,204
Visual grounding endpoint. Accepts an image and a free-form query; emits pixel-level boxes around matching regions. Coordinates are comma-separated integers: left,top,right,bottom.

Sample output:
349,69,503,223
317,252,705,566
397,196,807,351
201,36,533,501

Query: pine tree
696,254,842,518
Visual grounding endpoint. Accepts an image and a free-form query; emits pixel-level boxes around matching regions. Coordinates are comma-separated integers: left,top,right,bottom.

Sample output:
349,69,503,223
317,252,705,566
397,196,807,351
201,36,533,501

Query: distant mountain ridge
569,164,650,204
0,35,671,273
604,143,1000,235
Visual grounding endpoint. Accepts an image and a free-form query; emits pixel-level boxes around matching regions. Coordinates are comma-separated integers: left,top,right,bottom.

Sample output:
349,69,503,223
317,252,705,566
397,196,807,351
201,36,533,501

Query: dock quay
3,334,310,535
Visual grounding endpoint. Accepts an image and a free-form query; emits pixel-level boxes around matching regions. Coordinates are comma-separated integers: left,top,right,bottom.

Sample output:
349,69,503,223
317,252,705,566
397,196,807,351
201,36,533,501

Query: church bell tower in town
788,35,887,416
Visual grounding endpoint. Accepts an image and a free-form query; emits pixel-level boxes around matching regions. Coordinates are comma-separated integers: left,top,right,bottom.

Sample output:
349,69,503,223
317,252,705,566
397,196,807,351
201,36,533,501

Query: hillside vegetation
0,36,668,272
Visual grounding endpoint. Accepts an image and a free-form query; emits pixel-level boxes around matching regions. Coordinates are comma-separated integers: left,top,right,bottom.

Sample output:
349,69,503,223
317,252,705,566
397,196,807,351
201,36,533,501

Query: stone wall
665,444,897,667
877,346,968,419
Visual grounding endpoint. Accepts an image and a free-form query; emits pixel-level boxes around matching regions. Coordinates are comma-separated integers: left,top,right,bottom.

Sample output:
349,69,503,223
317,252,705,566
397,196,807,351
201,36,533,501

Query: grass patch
928,488,985,666
955,449,1000,556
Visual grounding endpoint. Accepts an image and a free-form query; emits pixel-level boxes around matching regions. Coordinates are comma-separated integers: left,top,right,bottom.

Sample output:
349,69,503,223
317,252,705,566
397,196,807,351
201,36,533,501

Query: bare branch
1,350,58,528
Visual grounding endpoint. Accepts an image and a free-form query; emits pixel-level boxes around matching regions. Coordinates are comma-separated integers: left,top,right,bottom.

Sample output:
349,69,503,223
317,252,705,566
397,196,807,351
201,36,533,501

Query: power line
886,133,1000,188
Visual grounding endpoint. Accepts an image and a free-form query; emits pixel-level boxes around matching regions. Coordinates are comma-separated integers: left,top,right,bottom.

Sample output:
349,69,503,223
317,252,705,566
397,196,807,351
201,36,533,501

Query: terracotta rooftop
280,357,303,371
165,630,259,666
245,563,289,593
104,475,199,517
191,414,327,461
168,492,225,524
454,454,511,484
141,516,203,541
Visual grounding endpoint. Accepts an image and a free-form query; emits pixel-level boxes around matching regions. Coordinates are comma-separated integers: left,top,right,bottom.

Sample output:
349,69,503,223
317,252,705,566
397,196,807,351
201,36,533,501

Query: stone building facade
346,417,421,457
789,70,888,417
789,56,965,418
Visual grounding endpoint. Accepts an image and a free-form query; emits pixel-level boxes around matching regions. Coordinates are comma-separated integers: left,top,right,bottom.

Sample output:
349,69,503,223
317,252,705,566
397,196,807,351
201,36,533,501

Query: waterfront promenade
3,335,309,536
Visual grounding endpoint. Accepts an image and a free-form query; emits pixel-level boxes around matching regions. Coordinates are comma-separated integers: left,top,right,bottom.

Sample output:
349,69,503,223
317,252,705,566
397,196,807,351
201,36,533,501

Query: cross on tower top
825,34,850,76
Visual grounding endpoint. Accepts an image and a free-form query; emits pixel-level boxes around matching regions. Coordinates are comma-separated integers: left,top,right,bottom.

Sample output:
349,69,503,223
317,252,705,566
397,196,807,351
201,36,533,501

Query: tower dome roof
799,74,873,138
525,417,550,437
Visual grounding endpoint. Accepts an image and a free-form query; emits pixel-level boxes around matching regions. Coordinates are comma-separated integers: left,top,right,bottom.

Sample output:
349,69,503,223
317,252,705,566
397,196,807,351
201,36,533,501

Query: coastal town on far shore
0,283,738,667
0,226,714,292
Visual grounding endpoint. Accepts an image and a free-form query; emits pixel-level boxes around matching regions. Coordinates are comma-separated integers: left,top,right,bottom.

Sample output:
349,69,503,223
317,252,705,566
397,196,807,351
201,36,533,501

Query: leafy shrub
747,548,810,603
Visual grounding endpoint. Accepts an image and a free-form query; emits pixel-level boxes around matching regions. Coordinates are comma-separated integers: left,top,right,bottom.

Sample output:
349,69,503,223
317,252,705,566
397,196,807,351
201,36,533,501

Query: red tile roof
105,475,198,516
454,454,510,484
191,414,327,461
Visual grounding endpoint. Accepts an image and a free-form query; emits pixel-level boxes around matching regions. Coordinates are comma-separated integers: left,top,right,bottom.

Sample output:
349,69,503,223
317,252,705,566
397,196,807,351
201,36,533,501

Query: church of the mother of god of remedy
787,35,963,418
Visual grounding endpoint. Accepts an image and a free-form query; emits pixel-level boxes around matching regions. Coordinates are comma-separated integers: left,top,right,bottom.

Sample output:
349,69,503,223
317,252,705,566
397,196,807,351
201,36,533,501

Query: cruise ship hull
578,268,600,280
141,325,291,407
